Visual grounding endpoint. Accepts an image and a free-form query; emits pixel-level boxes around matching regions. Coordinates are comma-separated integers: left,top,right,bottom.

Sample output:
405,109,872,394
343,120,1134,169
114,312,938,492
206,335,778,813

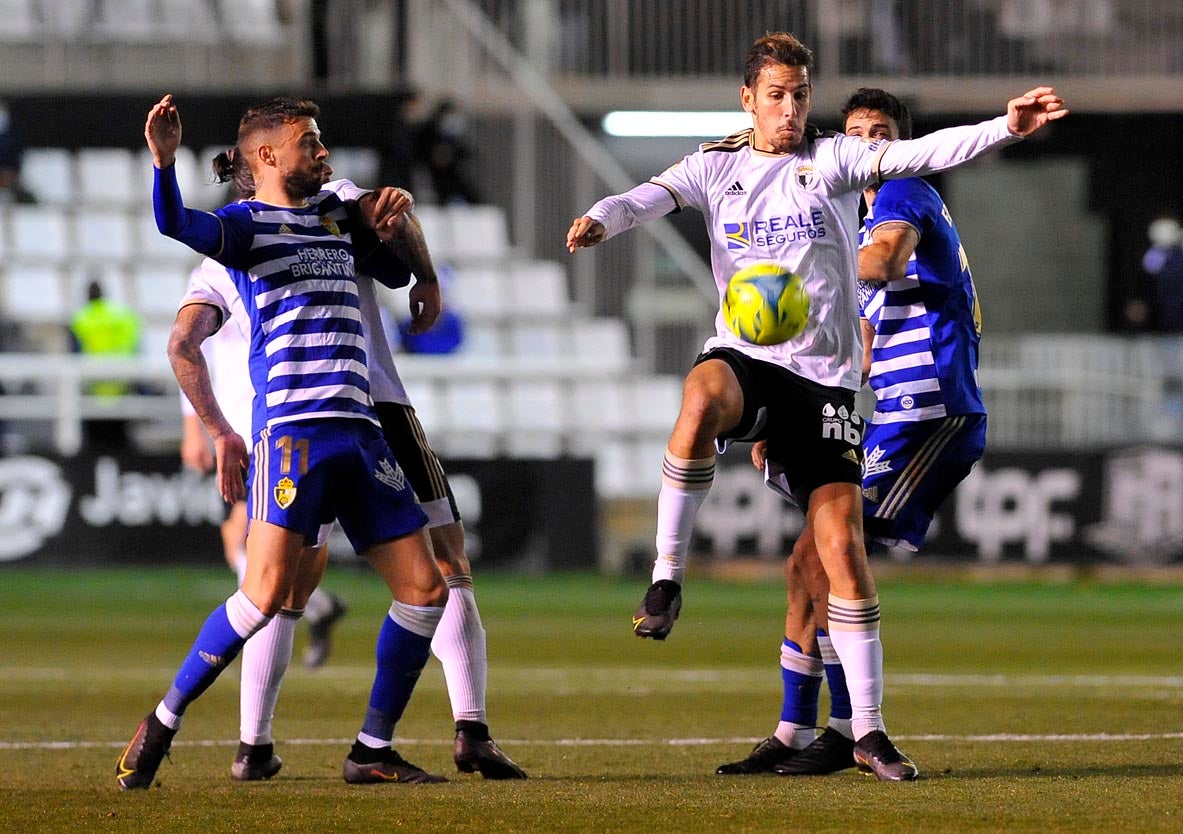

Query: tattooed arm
167,303,248,502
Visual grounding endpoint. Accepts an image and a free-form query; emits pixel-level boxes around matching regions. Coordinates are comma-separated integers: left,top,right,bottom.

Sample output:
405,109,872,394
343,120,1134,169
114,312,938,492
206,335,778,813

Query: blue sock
360,614,435,743
817,628,852,721
163,595,267,716
780,638,823,726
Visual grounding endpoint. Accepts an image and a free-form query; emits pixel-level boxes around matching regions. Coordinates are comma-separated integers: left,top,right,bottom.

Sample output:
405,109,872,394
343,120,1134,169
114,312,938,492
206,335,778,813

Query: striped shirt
858,177,985,424
153,165,411,440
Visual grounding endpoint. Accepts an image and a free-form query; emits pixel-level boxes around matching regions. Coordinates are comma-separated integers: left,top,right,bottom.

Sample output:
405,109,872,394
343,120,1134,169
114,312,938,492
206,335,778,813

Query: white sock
155,702,182,731
652,450,715,585
239,608,301,745
825,594,885,741
430,574,487,723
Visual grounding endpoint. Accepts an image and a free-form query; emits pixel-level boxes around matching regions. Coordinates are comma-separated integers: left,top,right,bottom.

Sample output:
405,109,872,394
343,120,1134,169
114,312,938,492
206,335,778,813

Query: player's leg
333,422,450,784
117,520,303,789
635,353,749,639
772,529,857,776
220,499,249,585
377,401,525,779
343,527,450,784
302,575,348,669
234,537,329,781
808,482,917,780
716,528,823,774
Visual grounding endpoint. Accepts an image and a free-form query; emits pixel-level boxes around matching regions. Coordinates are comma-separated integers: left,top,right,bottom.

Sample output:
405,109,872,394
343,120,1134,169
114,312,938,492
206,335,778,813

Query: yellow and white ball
722,262,810,346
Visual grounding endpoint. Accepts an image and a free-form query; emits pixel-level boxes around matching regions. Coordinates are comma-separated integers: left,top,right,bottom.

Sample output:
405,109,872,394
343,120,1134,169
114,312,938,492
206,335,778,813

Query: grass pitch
0,567,1181,833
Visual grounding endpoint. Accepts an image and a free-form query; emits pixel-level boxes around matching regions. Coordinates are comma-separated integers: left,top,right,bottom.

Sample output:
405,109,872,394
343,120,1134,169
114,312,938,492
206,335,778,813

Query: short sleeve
179,258,235,328
867,178,937,238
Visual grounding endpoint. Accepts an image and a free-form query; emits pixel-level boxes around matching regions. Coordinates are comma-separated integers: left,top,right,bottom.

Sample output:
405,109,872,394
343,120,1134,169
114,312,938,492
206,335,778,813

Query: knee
678,387,733,441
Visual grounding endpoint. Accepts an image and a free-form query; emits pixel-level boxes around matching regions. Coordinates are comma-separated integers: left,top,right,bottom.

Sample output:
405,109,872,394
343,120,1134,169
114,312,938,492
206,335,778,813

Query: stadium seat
1,264,67,323
505,380,565,457
218,0,284,44
139,322,174,365
328,147,380,187
10,205,69,261
441,380,502,458
90,0,158,41
20,149,74,204
412,205,454,261
130,265,188,317
508,322,562,358
456,321,504,357
569,379,630,435
401,378,443,432
0,0,38,40
77,148,138,207
450,266,509,320
446,205,510,260
157,0,219,43
571,318,631,369
40,0,90,37
629,375,683,433
74,209,133,260
508,260,569,316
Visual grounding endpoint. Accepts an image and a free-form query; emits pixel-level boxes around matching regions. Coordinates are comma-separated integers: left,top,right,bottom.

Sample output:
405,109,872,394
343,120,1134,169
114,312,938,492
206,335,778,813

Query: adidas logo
198,650,225,669
277,223,294,235
724,180,746,196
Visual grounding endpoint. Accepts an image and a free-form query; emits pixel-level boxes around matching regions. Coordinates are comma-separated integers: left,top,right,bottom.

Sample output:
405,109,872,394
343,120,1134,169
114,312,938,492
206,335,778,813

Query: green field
1,567,1181,833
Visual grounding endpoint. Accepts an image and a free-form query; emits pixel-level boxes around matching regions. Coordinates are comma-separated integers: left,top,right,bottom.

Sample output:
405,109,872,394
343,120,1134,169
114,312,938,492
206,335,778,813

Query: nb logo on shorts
274,476,297,509
374,458,406,491
821,402,862,445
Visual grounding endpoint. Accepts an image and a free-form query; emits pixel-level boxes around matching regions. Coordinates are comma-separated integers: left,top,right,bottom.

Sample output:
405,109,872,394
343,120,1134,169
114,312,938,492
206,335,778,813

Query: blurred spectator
1140,216,1183,332
0,99,35,204
412,99,482,205
69,279,143,449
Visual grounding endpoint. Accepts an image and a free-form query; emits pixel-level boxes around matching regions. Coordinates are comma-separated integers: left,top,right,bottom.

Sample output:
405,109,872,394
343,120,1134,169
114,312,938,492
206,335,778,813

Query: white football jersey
587,116,1017,390
178,259,255,442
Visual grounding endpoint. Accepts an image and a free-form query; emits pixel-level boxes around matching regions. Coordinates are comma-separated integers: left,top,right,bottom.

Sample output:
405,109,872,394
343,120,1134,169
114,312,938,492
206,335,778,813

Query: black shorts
375,401,461,528
695,347,864,505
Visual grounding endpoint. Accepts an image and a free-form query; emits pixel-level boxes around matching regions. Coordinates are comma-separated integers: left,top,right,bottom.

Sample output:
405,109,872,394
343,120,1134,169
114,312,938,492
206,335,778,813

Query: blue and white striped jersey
154,165,410,441
858,177,985,423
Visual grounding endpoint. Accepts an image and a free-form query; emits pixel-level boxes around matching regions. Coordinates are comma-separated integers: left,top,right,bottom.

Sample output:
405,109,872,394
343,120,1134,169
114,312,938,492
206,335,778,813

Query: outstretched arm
167,303,247,502
567,180,679,251
146,95,224,253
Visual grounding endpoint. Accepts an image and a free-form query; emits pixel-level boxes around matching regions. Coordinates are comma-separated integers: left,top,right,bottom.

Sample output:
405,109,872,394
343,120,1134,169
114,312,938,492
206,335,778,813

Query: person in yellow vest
70,279,142,448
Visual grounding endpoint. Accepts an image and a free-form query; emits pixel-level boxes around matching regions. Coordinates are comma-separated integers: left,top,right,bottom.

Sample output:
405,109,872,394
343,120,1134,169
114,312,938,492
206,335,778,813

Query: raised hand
566,216,606,252
360,187,414,239
1006,86,1068,137
145,94,182,168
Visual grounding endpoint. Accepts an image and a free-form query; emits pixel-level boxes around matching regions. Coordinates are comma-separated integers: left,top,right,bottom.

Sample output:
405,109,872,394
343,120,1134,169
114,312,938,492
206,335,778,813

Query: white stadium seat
630,375,684,433
136,209,200,263
450,266,509,319
508,260,569,316
447,205,510,260
74,209,133,260
10,205,69,260
76,148,137,207
218,0,284,44
0,0,38,40
68,264,128,307
506,380,565,457
130,265,189,317
571,318,631,368
412,206,454,261
442,380,502,458
1,264,67,322
327,147,380,186
508,322,562,358
20,149,74,204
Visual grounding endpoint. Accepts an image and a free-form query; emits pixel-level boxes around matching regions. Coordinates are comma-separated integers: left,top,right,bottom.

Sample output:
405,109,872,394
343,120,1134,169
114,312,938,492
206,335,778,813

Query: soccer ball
722,262,810,345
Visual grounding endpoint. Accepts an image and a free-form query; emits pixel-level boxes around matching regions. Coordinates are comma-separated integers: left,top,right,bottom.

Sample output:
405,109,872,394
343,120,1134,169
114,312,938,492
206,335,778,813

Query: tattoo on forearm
387,213,439,284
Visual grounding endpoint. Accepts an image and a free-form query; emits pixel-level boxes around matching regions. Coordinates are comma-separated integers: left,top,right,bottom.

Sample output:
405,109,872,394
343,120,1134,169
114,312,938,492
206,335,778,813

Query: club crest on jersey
795,163,817,189
374,458,406,491
320,215,341,236
274,476,297,509
723,222,751,250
